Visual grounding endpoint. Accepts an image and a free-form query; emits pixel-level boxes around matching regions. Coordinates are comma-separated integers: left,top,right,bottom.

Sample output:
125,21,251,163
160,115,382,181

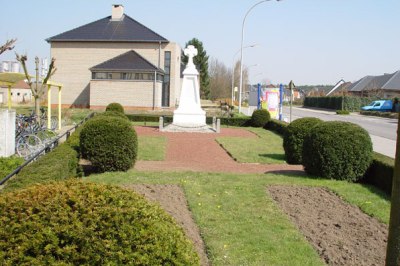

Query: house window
17,93,20,96
162,51,171,107
92,71,162,81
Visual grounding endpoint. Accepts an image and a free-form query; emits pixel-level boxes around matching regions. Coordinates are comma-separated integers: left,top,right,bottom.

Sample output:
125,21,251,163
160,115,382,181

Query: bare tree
0,39,17,55
16,54,57,117
209,57,231,100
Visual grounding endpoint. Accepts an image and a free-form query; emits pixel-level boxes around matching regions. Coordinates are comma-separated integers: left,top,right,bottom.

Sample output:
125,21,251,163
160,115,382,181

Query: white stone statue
172,45,206,126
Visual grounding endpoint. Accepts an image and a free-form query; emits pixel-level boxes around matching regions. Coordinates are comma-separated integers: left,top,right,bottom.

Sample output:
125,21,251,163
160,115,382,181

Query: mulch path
134,126,303,174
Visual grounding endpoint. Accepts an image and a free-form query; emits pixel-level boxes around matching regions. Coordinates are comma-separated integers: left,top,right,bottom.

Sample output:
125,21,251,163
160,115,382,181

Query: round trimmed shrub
80,116,137,172
283,117,322,164
105,102,124,114
250,109,271,127
96,110,129,120
0,180,200,265
302,121,373,182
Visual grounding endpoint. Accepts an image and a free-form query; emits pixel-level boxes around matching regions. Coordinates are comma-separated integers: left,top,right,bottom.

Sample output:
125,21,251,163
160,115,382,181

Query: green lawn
84,127,390,264
85,171,390,266
216,127,286,164
137,136,166,161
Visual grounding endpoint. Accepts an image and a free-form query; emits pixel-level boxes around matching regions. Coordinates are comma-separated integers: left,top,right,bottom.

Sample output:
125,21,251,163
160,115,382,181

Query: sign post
279,84,283,121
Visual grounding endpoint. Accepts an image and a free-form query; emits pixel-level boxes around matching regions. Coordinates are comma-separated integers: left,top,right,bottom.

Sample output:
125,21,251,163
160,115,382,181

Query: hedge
3,143,79,192
304,96,373,111
360,110,398,119
127,114,251,127
362,152,394,195
264,119,288,136
0,180,199,265
0,157,24,180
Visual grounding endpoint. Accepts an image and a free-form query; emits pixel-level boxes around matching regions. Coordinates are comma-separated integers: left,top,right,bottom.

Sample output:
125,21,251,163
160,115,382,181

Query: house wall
50,41,181,108
0,88,32,104
89,80,163,110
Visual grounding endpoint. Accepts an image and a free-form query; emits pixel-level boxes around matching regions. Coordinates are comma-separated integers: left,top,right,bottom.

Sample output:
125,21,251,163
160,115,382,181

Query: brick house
46,4,181,110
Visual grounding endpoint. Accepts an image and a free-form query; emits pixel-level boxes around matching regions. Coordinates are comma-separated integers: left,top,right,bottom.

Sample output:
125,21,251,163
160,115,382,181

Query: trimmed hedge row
304,96,373,111
360,110,398,119
126,114,251,127
265,119,289,135
0,180,200,265
0,157,24,180
362,152,394,195
3,143,79,192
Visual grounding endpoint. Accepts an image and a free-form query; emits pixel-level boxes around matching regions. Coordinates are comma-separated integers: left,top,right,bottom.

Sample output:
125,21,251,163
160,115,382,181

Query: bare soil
124,184,210,266
268,185,388,266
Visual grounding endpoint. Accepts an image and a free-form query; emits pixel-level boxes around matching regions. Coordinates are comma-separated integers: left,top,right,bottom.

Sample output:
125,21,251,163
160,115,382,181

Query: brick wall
50,42,181,108
90,80,162,108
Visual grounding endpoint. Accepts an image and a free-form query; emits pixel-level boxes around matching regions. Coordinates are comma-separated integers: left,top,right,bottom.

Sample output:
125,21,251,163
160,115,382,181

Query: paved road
282,106,397,158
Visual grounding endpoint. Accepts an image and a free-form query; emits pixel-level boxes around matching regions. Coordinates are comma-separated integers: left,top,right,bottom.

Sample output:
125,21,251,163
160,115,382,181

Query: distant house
0,79,32,105
348,71,400,98
46,4,181,110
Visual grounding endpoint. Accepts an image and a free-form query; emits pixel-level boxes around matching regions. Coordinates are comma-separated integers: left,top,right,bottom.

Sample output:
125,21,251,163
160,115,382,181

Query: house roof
46,14,168,43
382,71,400,90
348,76,374,92
90,50,164,73
349,71,400,92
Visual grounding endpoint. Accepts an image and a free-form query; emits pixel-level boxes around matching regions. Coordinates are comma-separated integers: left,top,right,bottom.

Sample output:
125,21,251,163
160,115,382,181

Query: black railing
0,112,95,186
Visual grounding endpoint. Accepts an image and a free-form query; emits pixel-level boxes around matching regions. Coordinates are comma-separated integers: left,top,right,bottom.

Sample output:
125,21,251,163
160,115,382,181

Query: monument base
173,109,206,126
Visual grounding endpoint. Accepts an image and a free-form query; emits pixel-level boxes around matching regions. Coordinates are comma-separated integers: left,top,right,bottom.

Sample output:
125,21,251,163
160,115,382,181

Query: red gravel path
134,126,303,174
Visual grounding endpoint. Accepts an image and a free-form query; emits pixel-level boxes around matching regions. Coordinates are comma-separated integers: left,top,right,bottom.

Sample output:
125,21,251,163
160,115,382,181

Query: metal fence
0,112,95,186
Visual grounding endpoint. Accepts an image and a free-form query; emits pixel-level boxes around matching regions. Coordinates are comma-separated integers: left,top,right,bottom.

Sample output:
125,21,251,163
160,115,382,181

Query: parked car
361,100,393,112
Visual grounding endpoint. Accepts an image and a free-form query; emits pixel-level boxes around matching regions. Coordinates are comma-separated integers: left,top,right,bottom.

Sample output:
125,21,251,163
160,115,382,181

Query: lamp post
238,0,282,114
231,44,259,106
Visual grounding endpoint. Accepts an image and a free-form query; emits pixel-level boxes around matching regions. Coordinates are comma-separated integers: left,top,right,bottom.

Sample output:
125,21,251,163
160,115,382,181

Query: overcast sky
1,0,399,85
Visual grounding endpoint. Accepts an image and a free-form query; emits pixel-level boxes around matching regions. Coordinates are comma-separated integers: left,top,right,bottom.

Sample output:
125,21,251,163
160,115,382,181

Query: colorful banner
261,89,279,119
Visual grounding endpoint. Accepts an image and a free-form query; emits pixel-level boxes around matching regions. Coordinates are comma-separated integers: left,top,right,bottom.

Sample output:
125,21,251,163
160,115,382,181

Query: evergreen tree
182,38,210,99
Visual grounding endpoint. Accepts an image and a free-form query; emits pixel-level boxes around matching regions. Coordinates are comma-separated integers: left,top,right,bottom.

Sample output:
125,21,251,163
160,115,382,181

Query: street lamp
238,0,282,114
231,44,259,106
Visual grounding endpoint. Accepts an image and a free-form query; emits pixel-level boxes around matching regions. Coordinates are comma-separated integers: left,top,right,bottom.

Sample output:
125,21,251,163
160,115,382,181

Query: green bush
105,102,124,114
250,109,271,127
0,180,199,265
283,118,322,164
80,116,137,172
3,144,79,192
97,110,129,120
0,156,24,180
302,121,373,182
336,110,350,115
265,119,288,136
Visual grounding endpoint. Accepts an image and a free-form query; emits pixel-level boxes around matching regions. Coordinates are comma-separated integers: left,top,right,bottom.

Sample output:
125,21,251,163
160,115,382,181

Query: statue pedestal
172,60,206,127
